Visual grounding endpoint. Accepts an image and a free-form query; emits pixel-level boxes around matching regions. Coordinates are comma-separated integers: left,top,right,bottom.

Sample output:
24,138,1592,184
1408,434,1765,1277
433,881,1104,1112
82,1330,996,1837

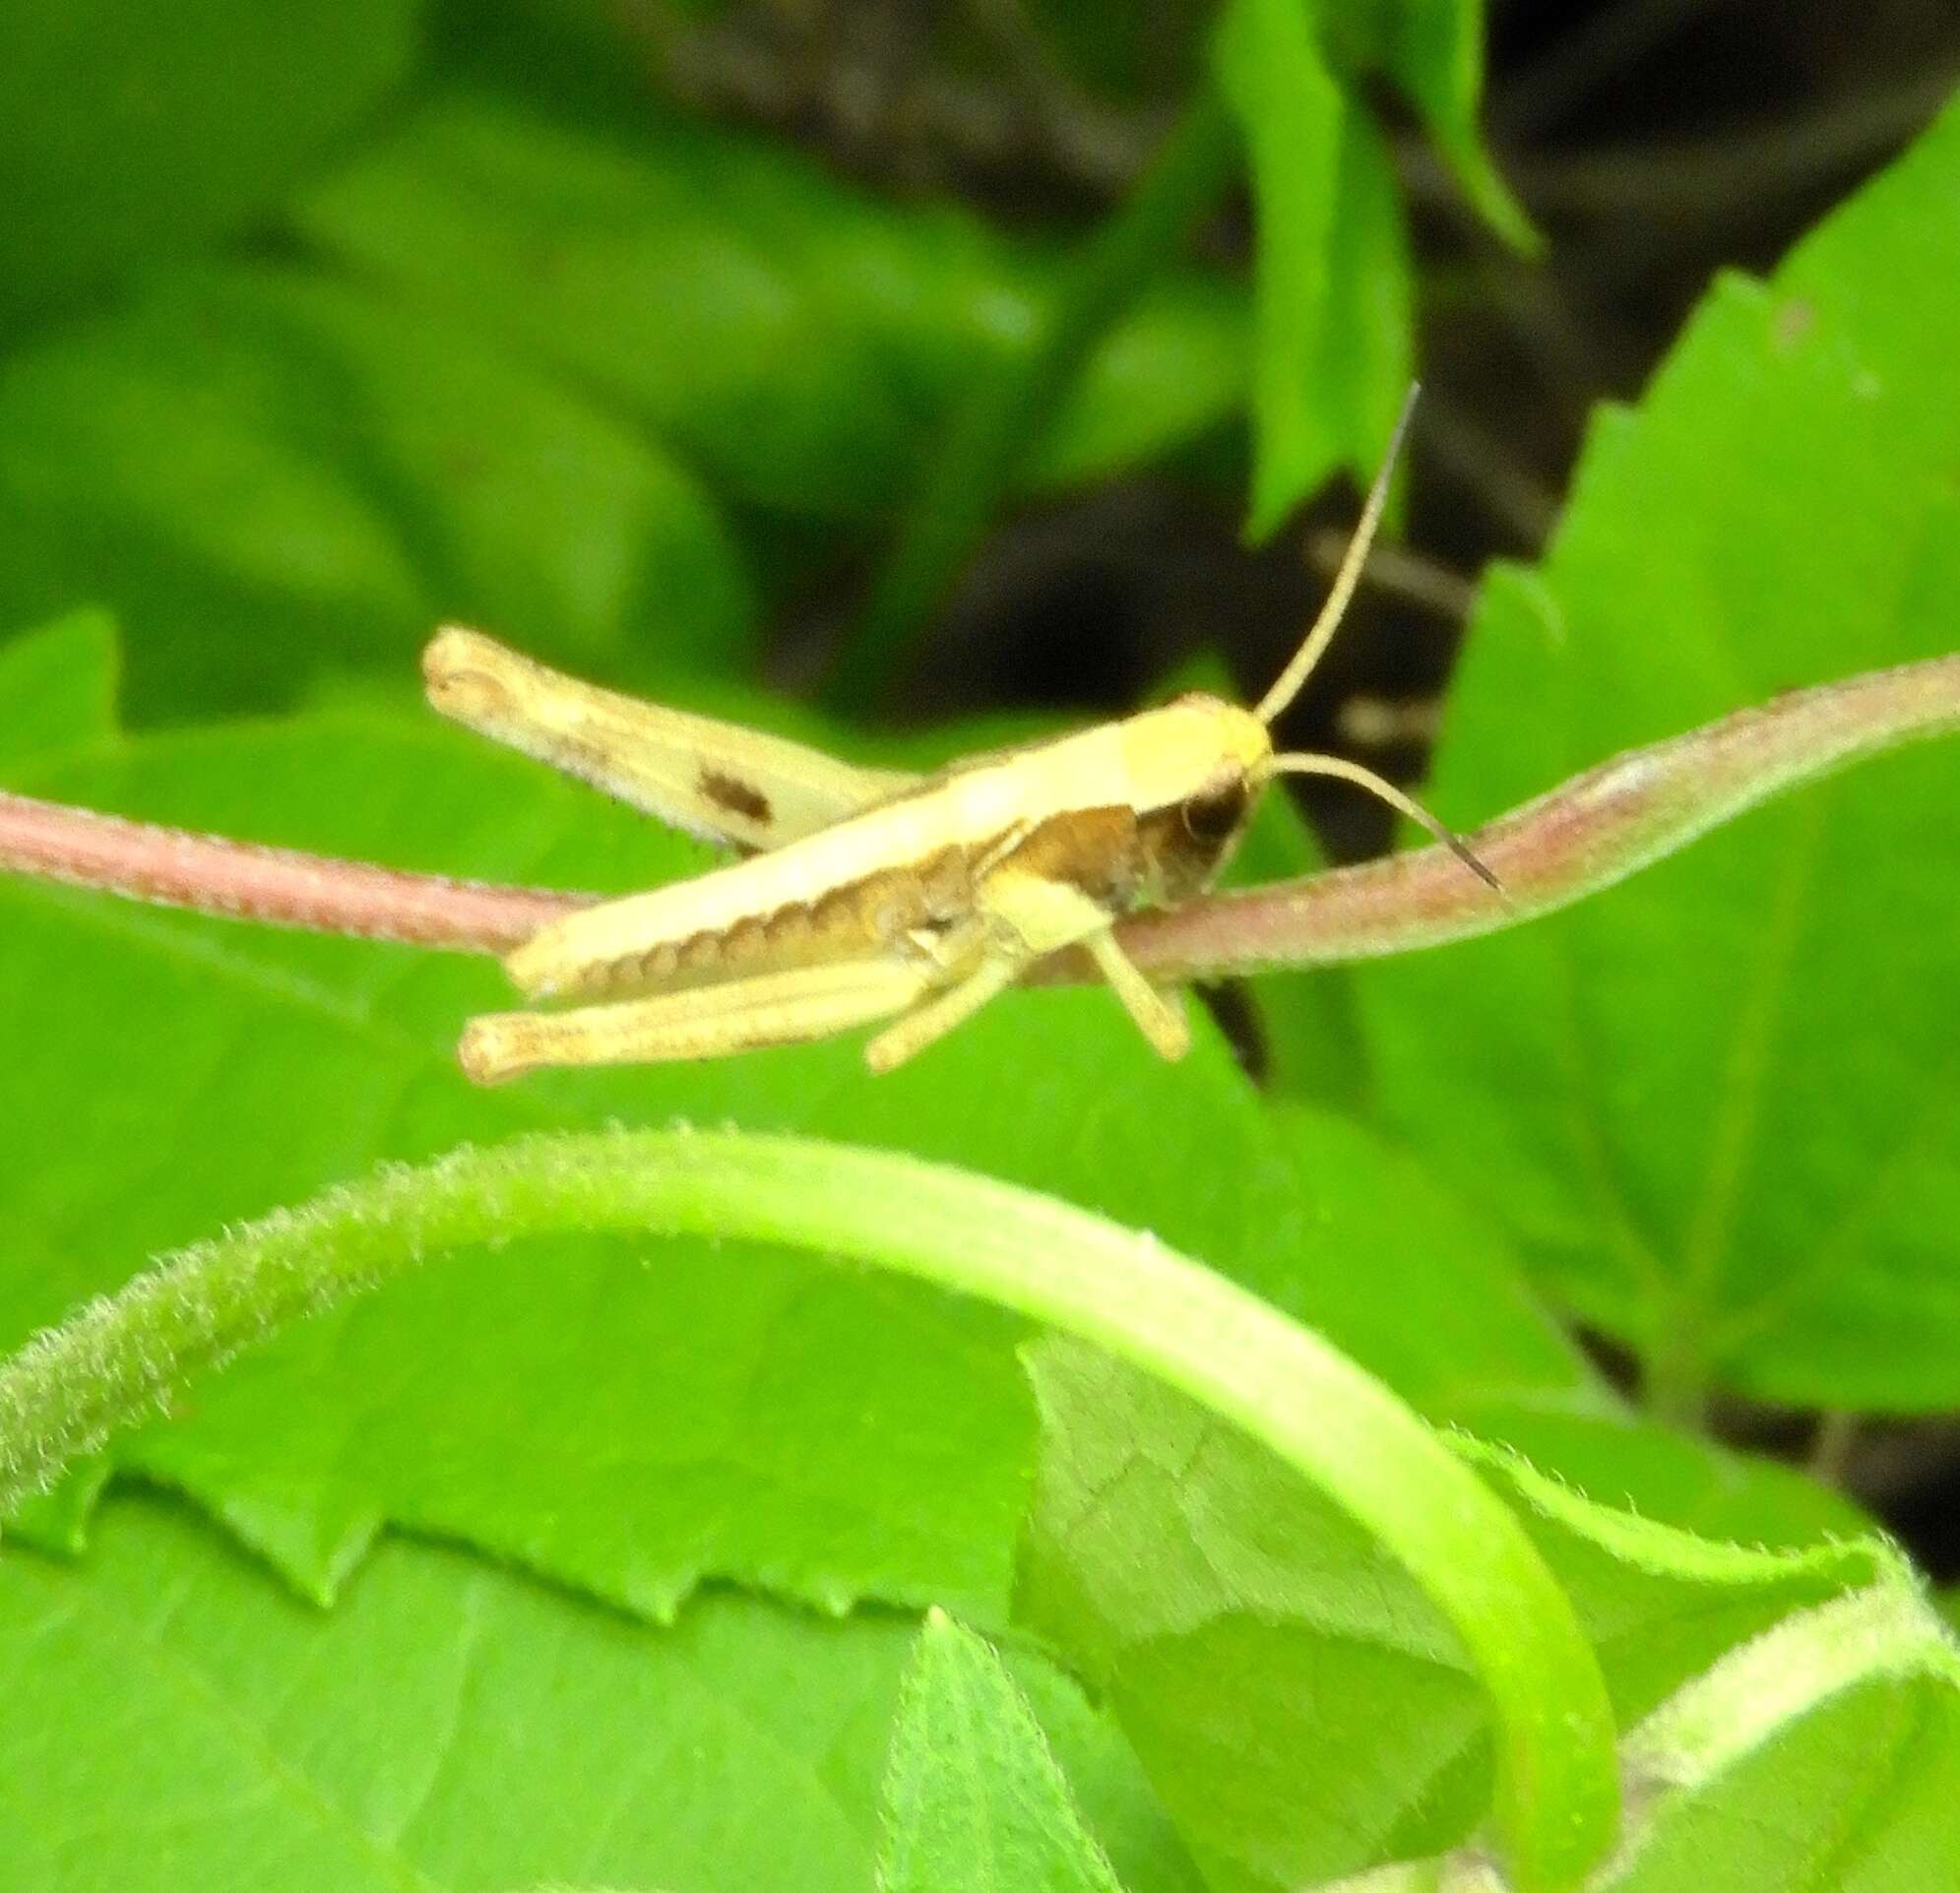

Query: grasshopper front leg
979,863,1189,1062
1084,929,1189,1060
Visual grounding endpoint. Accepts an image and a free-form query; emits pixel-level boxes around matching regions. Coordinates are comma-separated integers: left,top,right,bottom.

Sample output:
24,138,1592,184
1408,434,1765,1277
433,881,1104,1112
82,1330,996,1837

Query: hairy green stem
826,94,1240,709
1619,1578,1960,1792
0,1128,1620,1892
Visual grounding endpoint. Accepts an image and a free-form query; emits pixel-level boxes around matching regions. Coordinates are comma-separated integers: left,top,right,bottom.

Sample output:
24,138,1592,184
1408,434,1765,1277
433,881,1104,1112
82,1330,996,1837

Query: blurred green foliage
0,0,420,337
0,0,1516,719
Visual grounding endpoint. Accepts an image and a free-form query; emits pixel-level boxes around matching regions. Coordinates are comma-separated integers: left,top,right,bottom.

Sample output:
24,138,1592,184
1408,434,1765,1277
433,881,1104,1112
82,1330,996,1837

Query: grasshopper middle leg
862,954,1023,1073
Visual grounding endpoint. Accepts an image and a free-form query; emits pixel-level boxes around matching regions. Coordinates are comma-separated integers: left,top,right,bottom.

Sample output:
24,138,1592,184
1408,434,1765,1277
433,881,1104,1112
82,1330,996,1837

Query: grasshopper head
1116,384,1415,902
1122,694,1274,900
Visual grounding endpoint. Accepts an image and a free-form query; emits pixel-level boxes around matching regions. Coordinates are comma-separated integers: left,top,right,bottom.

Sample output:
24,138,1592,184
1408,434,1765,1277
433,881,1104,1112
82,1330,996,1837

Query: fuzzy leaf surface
0,1494,1195,1893
878,1611,1131,1893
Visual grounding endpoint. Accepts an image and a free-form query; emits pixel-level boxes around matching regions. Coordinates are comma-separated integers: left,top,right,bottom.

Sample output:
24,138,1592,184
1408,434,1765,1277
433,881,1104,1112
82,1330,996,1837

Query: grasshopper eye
1179,776,1248,845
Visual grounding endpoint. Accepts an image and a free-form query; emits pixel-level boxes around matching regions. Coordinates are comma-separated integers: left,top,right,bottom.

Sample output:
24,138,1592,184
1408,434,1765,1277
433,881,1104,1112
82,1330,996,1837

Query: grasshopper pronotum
427,398,1494,1083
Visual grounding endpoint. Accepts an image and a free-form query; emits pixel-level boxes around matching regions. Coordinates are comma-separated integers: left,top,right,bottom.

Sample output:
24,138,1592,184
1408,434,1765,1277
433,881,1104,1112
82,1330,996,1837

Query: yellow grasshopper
427,402,1493,1082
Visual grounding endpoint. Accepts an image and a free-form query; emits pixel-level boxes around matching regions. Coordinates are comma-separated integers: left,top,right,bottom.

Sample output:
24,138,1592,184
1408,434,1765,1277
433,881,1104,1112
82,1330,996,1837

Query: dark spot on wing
698,768,773,826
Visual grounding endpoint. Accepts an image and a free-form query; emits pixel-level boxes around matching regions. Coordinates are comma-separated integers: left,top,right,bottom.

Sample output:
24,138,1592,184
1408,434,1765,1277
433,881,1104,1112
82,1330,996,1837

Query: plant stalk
825,92,1240,709
6,654,1955,980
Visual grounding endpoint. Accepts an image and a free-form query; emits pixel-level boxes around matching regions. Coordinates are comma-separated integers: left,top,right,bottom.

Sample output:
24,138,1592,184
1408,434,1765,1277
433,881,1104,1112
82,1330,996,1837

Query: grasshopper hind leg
459,958,935,1083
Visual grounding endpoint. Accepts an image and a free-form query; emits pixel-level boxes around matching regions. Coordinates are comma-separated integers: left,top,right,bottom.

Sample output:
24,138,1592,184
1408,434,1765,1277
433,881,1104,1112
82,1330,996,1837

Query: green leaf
1253,1103,1598,1419
0,1491,1187,1893
1338,0,1532,245
1460,1407,1871,1550
1212,0,1345,539
877,1611,1128,1893
1216,0,1508,536
0,625,1607,1628
0,611,119,767
0,268,755,722
0,1125,1620,1893
1229,869,1371,1110
1024,0,1520,255
0,717,1029,1620
1016,1339,1901,1893
1017,1338,1487,1892
1353,92,1960,1412
292,92,1249,521
1457,1437,1905,1719
0,0,419,337
1303,107,1419,511
1031,274,1254,490
1002,1651,1208,1893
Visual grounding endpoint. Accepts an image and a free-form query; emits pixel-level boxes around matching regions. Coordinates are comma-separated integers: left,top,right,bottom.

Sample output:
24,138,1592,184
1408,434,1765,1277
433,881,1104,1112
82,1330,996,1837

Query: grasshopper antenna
1254,383,1421,727
1265,751,1502,892
1249,383,1498,893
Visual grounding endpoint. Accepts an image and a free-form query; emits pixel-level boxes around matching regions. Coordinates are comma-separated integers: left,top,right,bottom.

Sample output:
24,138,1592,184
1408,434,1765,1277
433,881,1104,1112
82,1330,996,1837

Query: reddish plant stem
1121,652,1960,981
0,793,580,952
3,654,1957,977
